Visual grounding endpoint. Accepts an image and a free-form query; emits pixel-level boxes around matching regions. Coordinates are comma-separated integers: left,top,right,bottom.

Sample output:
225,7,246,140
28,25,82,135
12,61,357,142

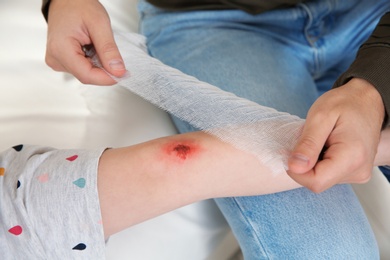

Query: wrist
348,77,385,126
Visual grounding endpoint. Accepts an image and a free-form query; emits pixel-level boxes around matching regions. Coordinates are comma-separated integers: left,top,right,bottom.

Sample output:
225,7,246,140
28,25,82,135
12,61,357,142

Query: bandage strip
92,32,305,175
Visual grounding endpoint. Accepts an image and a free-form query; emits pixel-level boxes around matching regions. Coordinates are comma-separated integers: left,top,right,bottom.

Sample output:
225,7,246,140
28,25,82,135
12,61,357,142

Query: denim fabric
138,0,389,258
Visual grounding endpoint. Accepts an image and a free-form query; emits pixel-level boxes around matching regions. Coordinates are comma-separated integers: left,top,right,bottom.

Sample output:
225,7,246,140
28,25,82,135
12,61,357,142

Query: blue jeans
138,0,389,258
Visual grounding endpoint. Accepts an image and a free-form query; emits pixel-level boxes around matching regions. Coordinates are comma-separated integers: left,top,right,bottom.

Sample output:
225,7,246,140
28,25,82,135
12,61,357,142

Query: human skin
45,0,387,194
98,129,390,239
97,132,300,238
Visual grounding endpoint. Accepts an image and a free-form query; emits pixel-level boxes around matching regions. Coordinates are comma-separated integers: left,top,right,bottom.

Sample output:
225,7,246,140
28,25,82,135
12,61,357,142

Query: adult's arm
288,13,390,193
333,12,390,127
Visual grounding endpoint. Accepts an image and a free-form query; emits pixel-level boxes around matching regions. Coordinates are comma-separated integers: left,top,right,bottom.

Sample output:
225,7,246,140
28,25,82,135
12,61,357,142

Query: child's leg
97,131,299,238
0,145,106,259
1,133,299,257
98,128,390,240
2,129,390,257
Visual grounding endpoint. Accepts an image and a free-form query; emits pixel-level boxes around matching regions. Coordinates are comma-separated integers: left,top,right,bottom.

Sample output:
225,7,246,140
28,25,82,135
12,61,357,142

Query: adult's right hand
287,78,384,193
45,0,126,85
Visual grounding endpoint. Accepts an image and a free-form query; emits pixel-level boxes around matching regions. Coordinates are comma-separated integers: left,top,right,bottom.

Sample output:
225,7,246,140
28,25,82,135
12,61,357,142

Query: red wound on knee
173,144,191,159
161,140,201,161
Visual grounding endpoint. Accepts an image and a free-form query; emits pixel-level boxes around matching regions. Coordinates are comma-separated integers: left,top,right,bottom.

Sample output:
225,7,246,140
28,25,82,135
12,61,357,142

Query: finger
289,142,371,193
45,54,67,72
87,17,126,78
288,145,344,193
288,112,336,174
68,55,117,85
59,40,117,85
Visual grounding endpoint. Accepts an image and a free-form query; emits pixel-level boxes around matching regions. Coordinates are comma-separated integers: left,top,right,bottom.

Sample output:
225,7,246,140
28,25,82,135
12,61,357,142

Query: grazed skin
160,139,203,161
173,144,191,159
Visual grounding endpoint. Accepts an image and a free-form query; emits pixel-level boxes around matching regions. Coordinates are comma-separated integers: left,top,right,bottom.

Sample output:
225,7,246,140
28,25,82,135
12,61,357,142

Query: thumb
95,39,126,78
288,117,334,174
89,21,126,78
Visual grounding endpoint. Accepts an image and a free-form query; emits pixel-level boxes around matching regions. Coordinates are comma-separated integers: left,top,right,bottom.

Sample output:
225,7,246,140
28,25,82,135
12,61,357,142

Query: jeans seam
231,197,270,259
298,3,314,47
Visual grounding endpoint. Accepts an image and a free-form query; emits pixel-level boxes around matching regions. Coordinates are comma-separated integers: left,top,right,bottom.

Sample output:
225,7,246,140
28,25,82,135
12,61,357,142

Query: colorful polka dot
72,243,87,250
12,144,23,152
73,178,86,188
66,155,78,162
8,225,23,236
0,167,4,176
36,173,49,183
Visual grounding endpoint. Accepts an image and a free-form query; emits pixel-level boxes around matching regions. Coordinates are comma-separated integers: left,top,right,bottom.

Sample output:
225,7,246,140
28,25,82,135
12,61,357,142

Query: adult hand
288,78,384,193
45,0,126,85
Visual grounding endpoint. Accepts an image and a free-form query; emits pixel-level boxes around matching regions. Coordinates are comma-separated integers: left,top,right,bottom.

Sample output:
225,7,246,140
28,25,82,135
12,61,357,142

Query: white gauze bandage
90,32,305,175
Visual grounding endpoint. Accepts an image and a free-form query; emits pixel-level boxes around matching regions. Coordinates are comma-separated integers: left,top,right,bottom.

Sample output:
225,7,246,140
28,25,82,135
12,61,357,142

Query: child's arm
97,131,300,238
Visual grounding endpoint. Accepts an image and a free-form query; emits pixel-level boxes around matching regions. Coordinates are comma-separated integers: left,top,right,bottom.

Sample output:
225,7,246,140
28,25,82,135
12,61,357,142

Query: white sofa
1,0,389,258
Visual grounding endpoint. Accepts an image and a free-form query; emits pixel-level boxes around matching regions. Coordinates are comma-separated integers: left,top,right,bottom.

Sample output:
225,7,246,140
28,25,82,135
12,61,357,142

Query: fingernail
109,60,125,71
291,154,310,166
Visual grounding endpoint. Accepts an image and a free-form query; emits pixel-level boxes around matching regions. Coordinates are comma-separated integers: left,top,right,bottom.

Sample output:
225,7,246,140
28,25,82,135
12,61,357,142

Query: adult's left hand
288,78,384,193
